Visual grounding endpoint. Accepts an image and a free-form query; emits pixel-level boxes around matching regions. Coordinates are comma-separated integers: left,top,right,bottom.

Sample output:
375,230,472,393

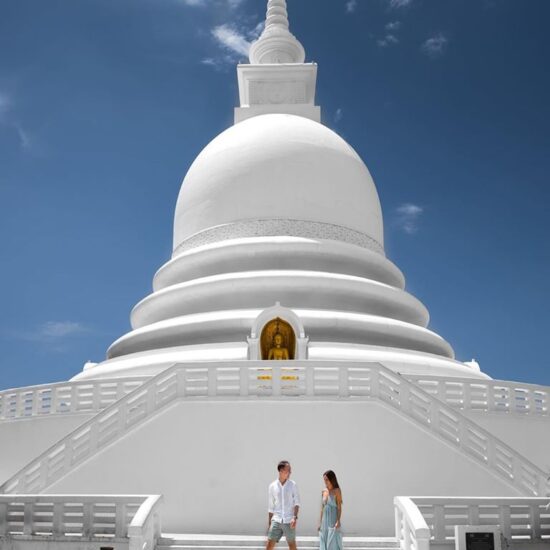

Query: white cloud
0,92,11,121
388,0,413,8
346,0,357,13
421,33,449,58
204,21,263,68
180,0,243,7
0,91,33,152
13,321,89,343
377,34,399,48
212,24,251,57
39,321,87,339
394,203,424,234
334,108,343,123
14,123,31,150
385,21,401,31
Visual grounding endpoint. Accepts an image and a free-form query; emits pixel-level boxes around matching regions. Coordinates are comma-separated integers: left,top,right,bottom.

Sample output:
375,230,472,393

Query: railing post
462,382,471,410
531,503,541,540
433,504,446,543
305,367,314,396
338,367,349,397
82,501,93,538
147,383,157,414
272,366,281,396
51,386,60,414
23,501,33,535
30,389,38,417
487,384,497,412
369,367,379,398
208,367,217,397
240,365,249,397
399,382,411,415
116,502,127,538
0,502,7,536
93,382,101,412
71,383,78,413
499,504,512,540
177,367,186,397
52,501,63,537
16,392,24,419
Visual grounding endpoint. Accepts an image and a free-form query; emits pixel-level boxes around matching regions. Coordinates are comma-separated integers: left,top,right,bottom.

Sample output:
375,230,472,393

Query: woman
318,470,343,550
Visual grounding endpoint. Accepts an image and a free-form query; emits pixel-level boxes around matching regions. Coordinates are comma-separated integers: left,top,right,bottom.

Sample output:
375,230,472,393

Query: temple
0,2,548,549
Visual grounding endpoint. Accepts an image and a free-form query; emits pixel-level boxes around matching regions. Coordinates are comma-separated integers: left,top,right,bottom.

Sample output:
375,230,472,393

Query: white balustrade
1,362,549,500
0,378,145,421
407,375,549,417
402,496,550,545
0,494,162,547
128,495,163,550
394,497,430,550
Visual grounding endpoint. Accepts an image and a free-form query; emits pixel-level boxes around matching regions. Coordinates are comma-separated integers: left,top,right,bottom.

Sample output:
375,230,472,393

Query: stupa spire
249,0,305,64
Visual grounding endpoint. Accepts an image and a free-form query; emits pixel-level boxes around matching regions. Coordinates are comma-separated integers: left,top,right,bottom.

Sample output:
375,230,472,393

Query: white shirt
268,479,300,523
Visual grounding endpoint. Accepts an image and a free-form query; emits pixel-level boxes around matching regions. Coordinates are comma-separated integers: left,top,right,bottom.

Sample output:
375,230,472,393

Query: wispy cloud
180,0,244,8
346,0,358,13
334,108,343,123
378,34,399,48
421,33,449,58
203,20,263,69
378,21,402,48
0,91,33,151
0,92,10,119
34,321,88,341
388,0,413,8
385,21,401,31
394,203,424,234
212,24,251,57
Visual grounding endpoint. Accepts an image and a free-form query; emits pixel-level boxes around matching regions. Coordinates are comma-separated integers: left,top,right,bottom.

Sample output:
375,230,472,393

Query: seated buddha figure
267,332,289,360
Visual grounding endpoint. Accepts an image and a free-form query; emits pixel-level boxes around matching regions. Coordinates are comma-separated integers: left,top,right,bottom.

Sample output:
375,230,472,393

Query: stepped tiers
74,114,482,382
2,1,549,546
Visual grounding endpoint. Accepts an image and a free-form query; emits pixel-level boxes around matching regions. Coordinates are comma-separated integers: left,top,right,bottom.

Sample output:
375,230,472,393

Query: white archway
248,303,308,360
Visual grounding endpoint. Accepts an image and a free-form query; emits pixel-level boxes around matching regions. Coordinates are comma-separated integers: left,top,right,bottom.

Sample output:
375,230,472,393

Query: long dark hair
323,470,340,490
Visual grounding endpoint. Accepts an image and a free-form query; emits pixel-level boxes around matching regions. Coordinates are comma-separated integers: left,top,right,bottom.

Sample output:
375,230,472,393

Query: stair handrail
406,496,550,543
405,374,549,417
128,494,163,550
1,361,548,498
0,493,160,541
394,496,430,550
0,377,146,421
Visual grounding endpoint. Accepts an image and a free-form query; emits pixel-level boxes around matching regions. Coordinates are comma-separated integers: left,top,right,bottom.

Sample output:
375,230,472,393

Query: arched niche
260,317,296,360
248,303,308,360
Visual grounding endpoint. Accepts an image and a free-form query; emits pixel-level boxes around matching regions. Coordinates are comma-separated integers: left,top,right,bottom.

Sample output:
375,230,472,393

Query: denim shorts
268,519,296,542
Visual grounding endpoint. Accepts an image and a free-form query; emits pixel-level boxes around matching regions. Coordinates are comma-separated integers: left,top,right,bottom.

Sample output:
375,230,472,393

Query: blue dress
319,492,343,550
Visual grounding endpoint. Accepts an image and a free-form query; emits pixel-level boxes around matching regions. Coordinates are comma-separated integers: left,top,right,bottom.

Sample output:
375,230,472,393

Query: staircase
2,361,548,497
156,534,399,550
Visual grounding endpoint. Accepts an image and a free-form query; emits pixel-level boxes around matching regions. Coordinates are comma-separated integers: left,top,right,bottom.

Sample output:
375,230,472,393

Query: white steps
157,534,399,550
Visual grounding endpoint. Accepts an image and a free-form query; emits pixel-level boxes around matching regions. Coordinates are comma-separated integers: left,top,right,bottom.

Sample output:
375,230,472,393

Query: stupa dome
173,114,384,255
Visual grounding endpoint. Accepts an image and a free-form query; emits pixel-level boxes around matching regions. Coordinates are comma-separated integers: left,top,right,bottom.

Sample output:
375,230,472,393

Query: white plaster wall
0,414,94,484
46,400,521,536
460,411,550,471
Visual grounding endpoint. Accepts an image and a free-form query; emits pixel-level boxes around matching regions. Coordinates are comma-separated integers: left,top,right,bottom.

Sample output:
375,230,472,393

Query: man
266,460,300,550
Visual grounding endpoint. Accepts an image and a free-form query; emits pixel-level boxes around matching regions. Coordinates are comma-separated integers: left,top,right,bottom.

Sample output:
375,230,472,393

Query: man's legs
287,541,297,550
266,539,277,550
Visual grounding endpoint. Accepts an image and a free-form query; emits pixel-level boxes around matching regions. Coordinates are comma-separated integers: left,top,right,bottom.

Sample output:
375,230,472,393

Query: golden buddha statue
267,332,289,360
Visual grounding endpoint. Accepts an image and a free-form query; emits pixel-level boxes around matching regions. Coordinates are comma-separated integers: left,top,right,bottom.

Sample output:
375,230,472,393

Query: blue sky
1,0,549,390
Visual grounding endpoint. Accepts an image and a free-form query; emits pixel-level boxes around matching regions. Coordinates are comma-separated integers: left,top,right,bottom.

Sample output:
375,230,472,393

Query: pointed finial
249,0,305,64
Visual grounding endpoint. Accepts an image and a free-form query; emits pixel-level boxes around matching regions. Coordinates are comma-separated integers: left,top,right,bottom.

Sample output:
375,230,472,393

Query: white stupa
73,0,475,384
0,2,548,548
